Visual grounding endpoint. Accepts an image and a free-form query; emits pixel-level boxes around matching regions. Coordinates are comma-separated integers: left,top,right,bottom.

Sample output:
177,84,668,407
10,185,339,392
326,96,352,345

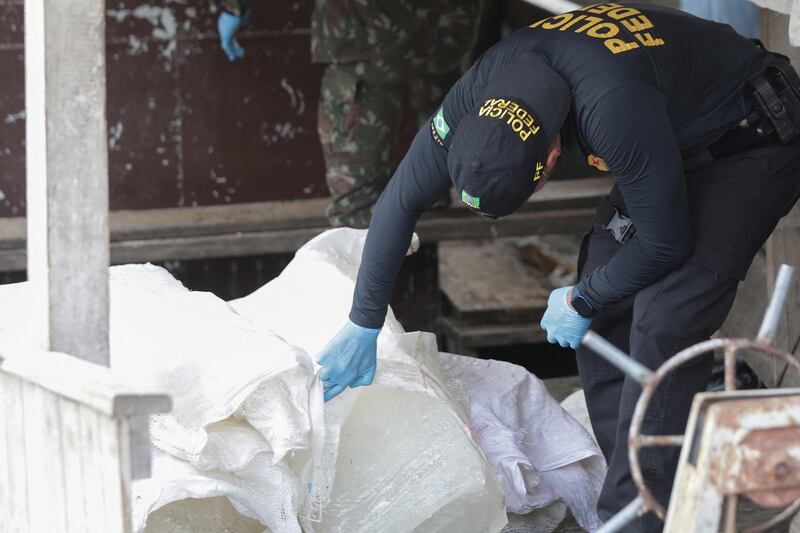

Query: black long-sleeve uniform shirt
349,3,777,329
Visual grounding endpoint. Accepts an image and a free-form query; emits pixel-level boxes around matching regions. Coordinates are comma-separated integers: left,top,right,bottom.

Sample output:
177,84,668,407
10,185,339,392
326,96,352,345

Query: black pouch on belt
685,58,800,172
747,59,800,144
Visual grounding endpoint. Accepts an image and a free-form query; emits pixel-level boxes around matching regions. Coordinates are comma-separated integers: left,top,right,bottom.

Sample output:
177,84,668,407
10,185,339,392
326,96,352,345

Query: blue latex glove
217,11,249,61
540,286,592,349
317,320,381,402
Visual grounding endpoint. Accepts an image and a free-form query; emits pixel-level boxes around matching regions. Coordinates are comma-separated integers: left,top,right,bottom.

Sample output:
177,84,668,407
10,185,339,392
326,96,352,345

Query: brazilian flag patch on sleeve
461,190,480,209
430,106,451,147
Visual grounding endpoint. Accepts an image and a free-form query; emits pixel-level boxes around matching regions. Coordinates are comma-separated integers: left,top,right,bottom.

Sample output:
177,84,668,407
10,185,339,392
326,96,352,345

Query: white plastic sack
439,354,605,531
0,228,605,532
231,228,603,531
230,228,508,532
0,265,317,533
0,230,508,533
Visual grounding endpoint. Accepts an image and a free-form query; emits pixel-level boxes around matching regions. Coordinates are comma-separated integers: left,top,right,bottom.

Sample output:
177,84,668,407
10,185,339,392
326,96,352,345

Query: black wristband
570,287,597,318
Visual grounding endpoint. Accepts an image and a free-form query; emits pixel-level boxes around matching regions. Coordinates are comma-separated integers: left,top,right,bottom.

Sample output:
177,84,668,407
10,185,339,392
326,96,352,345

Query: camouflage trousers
318,61,461,228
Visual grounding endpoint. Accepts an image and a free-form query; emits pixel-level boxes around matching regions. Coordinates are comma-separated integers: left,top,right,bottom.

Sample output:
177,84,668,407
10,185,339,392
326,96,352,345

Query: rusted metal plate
629,337,800,521
0,0,326,217
703,395,800,505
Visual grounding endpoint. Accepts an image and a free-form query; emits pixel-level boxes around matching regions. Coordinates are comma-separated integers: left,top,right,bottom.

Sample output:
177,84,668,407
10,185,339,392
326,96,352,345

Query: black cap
448,54,570,218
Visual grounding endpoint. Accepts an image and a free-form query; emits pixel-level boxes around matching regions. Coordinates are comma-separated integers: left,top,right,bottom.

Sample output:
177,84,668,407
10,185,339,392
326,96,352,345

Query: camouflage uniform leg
318,62,404,228
411,0,482,121
409,68,462,129
407,1,483,206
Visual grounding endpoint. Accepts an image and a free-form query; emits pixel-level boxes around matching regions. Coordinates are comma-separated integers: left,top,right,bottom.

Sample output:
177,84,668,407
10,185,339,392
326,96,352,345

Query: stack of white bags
0,229,604,532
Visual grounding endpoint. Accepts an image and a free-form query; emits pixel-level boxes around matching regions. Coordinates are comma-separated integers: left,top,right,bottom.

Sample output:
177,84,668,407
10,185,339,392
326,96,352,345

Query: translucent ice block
143,497,265,533
318,385,507,533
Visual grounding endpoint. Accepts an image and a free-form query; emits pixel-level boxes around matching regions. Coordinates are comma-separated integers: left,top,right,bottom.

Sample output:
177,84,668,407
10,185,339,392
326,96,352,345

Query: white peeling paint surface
280,78,306,115
109,121,124,150
107,5,179,59
4,110,26,124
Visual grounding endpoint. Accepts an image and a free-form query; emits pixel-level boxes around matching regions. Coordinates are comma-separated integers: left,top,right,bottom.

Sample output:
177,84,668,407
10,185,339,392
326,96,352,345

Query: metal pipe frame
757,264,796,343
582,331,653,385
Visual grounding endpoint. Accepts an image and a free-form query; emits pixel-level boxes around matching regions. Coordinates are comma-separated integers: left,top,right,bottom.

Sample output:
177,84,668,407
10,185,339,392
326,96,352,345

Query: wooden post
765,207,800,387
761,9,800,388
24,0,110,364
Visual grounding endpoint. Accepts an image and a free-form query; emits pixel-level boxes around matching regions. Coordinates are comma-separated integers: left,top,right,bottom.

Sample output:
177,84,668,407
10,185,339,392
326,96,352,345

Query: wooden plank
0,249,24,273
439,316,548,349
58,396,91,533
759,0,800,390
418,206,596,241
0,373,28,533
439,240,550,324
0,177,610,272
127,415,153,480
766,204,800,388
77,404,111,532
24,0,110,364
21,381,68,532
111,198,330,241
0,373,8,531
0,177,612,244
0,334,170,418
0,207,598,272
98,415,128,533
0,217,24,250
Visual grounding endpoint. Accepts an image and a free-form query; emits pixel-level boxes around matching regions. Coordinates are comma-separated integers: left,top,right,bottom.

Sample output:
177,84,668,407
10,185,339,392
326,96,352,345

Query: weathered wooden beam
24,0,110,364
743,10,800,389
0,333,171,418
765,205,800,388
0,177,611,271
439,316,548,351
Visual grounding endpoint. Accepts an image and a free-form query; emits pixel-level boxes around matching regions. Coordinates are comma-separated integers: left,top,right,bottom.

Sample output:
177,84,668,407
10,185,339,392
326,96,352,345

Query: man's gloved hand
217,10,249,61
540,286,592,349
317,320,381,402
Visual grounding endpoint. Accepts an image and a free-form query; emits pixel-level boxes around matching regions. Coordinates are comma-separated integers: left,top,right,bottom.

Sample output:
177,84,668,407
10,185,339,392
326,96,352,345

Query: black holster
748,58,800,145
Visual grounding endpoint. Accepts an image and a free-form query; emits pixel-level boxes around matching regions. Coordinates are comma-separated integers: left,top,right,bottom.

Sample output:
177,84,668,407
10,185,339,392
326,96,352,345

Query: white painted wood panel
76,404,110,532
59,396,91,532
98,415,127,532
1,373,29,533
21,380,68,532
0,333,170,418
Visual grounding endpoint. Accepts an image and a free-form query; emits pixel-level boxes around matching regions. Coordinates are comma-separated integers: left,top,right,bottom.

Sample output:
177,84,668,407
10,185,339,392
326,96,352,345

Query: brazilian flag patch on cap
461,190,480,209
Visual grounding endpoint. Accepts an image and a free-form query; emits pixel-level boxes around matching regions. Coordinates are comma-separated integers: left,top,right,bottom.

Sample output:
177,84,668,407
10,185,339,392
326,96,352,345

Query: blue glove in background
317,320,381,402
217,11,248,61
540,286,592,350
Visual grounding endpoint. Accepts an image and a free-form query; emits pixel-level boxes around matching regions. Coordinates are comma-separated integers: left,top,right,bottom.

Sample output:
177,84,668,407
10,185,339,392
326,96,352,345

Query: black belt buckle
603,209,637,244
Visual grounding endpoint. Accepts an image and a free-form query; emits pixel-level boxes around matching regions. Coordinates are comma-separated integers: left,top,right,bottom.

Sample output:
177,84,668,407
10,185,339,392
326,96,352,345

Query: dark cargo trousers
576,141,800,532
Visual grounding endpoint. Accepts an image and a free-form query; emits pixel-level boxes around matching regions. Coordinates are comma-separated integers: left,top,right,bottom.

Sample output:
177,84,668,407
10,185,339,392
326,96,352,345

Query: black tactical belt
685,58,800,172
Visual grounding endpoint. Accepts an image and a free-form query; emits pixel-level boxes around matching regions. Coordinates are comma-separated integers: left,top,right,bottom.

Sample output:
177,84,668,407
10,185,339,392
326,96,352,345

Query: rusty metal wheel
587,265,800,533
627,337,800,528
